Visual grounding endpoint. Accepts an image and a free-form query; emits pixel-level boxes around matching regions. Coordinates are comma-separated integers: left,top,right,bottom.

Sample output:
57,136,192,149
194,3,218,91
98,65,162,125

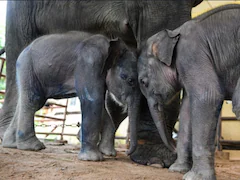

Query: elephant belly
45,78,77,99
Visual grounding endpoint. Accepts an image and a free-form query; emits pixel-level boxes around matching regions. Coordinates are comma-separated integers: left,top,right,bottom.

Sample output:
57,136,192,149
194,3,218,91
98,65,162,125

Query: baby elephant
3,31,141,161
138,4,240,180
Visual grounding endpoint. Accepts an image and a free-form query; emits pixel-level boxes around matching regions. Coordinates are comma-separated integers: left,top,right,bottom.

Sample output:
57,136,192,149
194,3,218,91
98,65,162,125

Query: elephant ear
151,29,180,67
101,38,120,74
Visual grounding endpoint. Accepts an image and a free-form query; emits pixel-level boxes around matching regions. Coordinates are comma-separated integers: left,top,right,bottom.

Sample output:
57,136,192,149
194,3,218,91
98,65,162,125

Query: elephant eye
120,73,128,80
128,78,135,86
140,78,148,88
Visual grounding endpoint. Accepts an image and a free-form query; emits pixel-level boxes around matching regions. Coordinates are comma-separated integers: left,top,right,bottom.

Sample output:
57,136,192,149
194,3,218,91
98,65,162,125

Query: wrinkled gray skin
138,4,240,180
2,32,141,161
2,0,202,166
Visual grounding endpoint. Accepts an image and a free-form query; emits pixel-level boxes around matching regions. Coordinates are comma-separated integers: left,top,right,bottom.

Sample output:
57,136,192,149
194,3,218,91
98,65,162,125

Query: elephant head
106,41,141,155
137,29,182,153
86,36,141,155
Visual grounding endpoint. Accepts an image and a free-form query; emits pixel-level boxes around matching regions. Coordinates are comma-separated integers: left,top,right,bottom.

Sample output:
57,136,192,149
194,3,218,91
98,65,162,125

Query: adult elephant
1,0,202,167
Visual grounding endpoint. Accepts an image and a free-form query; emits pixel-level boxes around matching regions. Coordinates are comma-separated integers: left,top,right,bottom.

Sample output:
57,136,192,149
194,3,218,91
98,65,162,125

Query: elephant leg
3,62,45,150
16,89,46,150
98,107,117,157
169,92,192,173
0,2,39,139
183,91,223,180
78,94,105,161
0,42,19,140
99,91,127,157
16,102,46,151
130,96,178,168
76,73,106,161
2,102,20,148
232,77,240,119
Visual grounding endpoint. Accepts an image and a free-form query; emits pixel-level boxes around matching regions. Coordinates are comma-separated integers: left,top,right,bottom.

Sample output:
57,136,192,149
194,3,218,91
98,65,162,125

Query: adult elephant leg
130,95,179,168
0,1,38,139
169,92,192,173
2,102,19,148
99,91,127,156
0,42,20,139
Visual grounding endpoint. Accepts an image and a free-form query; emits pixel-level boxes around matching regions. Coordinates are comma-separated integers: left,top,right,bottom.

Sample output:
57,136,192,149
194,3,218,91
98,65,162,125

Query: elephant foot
17,135,45,151
183,170,216,180
99,142,116,157
169,161,192,173
78,146,104,161
2,128,17,148
130,142,177,168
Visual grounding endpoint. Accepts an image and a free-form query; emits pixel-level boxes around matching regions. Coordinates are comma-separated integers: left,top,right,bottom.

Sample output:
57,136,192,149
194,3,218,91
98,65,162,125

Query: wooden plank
220,140,240,145
36,132,127,140
36,132,76,136
221,117,238,121
215,151,229,160
35,114,64,121
229,151,240,161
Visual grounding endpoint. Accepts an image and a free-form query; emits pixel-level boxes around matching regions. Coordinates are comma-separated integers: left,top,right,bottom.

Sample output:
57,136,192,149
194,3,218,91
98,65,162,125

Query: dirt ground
0,144,239,180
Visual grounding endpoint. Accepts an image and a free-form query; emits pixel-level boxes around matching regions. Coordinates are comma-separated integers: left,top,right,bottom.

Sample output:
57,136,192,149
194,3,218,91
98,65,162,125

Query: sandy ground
0,144,239,180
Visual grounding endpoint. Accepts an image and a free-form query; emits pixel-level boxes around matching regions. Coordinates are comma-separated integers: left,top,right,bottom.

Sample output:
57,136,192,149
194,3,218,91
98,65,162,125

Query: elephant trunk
126,93,141,155
148,99,176,153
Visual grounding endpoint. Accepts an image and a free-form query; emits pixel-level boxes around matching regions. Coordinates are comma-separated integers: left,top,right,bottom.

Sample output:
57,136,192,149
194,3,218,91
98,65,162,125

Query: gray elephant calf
3,31,140,161
138,4,240,180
